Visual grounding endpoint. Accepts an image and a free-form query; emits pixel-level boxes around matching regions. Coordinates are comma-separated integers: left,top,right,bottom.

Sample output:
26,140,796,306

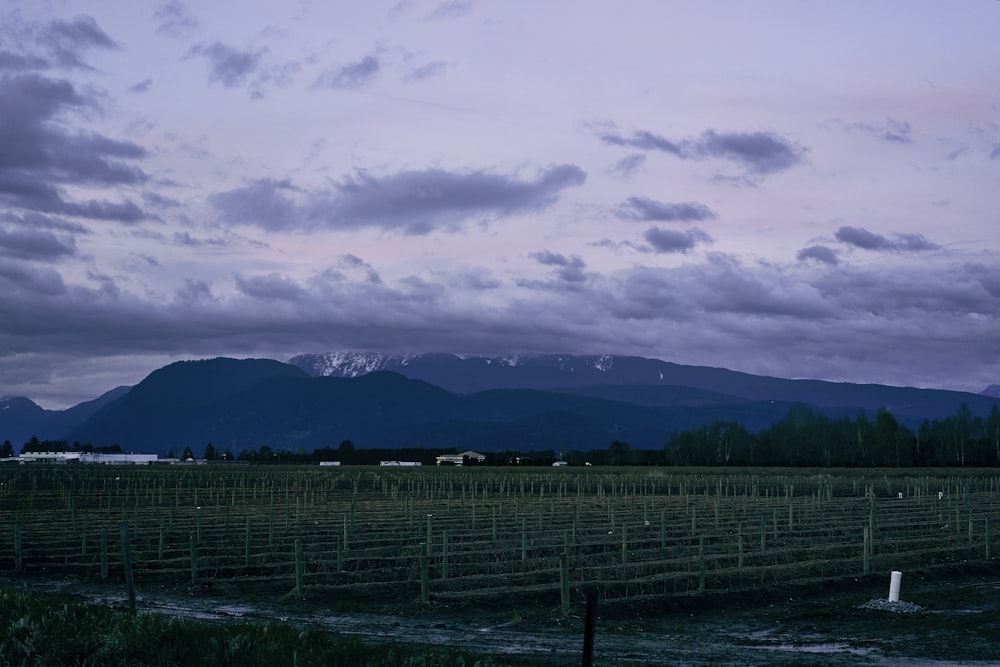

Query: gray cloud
835,226,939,253
617,196,716,223
990,144,1000,160
0,50,49,71
611,153,646,177
0,228,76,260
213,165,586,234
189,42,267,87
797,245,839,265
209,178,300,230
234,272,306,301
599,127,806,176
128,78,152,93
532,251,587,283
427,0,476,20
643,226,711,253
315,55,380,90
826,116,914,144
40,15,117,69
404,60,449,82
599,129,683,156
0,261,66,296
154,1,199,39
0,73,148,222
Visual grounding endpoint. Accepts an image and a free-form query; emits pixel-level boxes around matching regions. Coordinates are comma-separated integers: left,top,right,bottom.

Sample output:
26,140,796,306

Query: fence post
100,529,108,579
294,538,304,597
189,531,198,584
442,530,450,579
13,523,22,573
120,522,137,616
419,544,429,603
559,550,570,616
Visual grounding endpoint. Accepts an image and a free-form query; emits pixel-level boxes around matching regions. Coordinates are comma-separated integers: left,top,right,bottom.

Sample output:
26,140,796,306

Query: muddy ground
4,564,999,666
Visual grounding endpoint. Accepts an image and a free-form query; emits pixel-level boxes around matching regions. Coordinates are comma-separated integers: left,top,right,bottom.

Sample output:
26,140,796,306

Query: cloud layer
0,2,996,409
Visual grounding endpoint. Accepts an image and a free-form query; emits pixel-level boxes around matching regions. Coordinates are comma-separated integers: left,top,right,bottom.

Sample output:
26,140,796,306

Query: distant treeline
8,403,999,467
663,403,1000,467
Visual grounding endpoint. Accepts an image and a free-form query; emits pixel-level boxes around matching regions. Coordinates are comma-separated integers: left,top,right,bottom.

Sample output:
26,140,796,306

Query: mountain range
1,353,997,456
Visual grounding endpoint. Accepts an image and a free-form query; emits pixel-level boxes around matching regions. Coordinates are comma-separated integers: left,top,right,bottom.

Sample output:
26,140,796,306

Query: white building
435,451,487,466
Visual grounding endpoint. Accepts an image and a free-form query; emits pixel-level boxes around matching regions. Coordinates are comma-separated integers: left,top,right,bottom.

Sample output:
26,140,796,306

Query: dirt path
4,569,999,666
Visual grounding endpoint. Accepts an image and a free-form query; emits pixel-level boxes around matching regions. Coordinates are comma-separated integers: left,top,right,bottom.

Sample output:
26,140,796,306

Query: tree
0,440,12,458
181,446,195,461
203,443,218,461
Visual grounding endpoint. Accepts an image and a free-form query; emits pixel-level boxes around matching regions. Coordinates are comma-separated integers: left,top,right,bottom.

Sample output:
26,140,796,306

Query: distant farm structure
435,451,487,466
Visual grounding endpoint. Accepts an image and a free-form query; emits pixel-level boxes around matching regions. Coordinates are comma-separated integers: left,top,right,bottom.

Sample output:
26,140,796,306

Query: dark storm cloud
0,228,76,260
213,166,586,234
0,261,66,295
797,245,839,265
532,251,587,283
643,226,711,253
0,50,48,71
617,196,716,223
835,226,939,253
317,165,587,233
154,1,200,39
0,73,148,221
234,272,305,301
189,42,267,87
314,55,380,90
598,126,805,176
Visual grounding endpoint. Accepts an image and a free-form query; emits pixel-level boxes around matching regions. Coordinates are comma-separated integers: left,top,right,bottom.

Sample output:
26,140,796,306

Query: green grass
0,587,541,667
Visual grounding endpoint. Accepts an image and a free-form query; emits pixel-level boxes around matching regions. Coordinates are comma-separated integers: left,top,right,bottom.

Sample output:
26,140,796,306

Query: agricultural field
1,464,999,665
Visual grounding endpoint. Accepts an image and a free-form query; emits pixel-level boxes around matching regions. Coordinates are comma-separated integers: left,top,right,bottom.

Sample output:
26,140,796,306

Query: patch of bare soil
4,563,999,666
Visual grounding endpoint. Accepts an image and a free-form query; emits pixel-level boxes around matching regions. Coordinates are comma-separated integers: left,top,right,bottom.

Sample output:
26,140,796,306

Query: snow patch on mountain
289,352,409,377
982,384,1000,398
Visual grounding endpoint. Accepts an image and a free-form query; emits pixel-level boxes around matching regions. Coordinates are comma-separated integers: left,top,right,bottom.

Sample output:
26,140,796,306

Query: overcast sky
1,1,998,409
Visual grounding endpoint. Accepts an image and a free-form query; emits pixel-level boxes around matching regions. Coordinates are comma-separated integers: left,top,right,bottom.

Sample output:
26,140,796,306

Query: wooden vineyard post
294,538,304,597
81,515,88,557
492,506,498,541
621,523,628,563
426,514,433,557
244,518,251,567
120,522,137,616
189,531,198,584
559,550,570,616
986,518,992,560
863,526,871,575
698,536,706,594
419,544,429,604
442,530,449,579
158,517,165,561
13,523,22,573
100,529,108,579
737,523,744,570
336,536,344,573
521,519,527,564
